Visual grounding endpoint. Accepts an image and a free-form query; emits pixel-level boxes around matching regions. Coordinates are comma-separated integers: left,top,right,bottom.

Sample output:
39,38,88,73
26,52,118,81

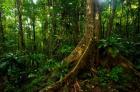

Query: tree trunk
42,18,48,54
0,9,4,55
119,0,124,32
40,0,101,91
32,17,36,51
73,5,80,45
126,5,129,38
64,0,96,63
17,0,25,50
138,0,140,33
31,0,36,51
107,0,116,36
39,0,140,92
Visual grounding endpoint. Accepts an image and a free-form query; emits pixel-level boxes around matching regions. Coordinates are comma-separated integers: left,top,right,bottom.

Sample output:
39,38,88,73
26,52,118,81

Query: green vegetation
0,0,140,92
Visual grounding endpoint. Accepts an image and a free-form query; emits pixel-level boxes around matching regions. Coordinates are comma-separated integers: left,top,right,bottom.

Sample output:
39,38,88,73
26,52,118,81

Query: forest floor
50,67,140,92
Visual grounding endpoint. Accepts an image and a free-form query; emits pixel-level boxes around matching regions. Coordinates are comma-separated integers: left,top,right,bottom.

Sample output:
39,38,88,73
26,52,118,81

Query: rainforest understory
0,0,140,92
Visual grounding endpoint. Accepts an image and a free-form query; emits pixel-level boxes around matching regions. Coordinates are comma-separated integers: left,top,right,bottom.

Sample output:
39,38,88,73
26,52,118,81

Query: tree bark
125,1,130,39
39,0,140,92
107,0,116,36
138,0,140,33
17,0,25,50
31,0,36,51
64,0,96,63
0,9,4,55
42,18,48,54
40,0,101,91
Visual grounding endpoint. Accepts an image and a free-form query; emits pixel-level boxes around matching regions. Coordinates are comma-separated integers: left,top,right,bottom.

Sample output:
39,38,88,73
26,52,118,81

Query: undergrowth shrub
0,51,69,92
97,66,128,87
98,34,124,58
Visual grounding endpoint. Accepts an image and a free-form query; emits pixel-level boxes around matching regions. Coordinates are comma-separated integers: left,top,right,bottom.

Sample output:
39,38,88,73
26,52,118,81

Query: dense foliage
0,0,140,91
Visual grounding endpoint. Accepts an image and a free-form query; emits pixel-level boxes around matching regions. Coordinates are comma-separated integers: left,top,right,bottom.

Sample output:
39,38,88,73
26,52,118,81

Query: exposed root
103,53,140,77
40,47,140,92
40,45,140,92
40,39,94,92
74,81,82,92
64,29,94,63
39,0,140,90
118,55,140,77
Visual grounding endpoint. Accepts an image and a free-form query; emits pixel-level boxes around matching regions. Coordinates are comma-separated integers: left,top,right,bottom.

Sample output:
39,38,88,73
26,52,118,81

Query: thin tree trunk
119,0,124,32
0,10,4,54
0,11,4,41
17,0,25,50
31,0,36,51
102,22,105,38
32,17,36,51
73,5,80,45
126,4,129,38
42,1,49,55
138,0,140,33
107,0,116,36
42,19,48,54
